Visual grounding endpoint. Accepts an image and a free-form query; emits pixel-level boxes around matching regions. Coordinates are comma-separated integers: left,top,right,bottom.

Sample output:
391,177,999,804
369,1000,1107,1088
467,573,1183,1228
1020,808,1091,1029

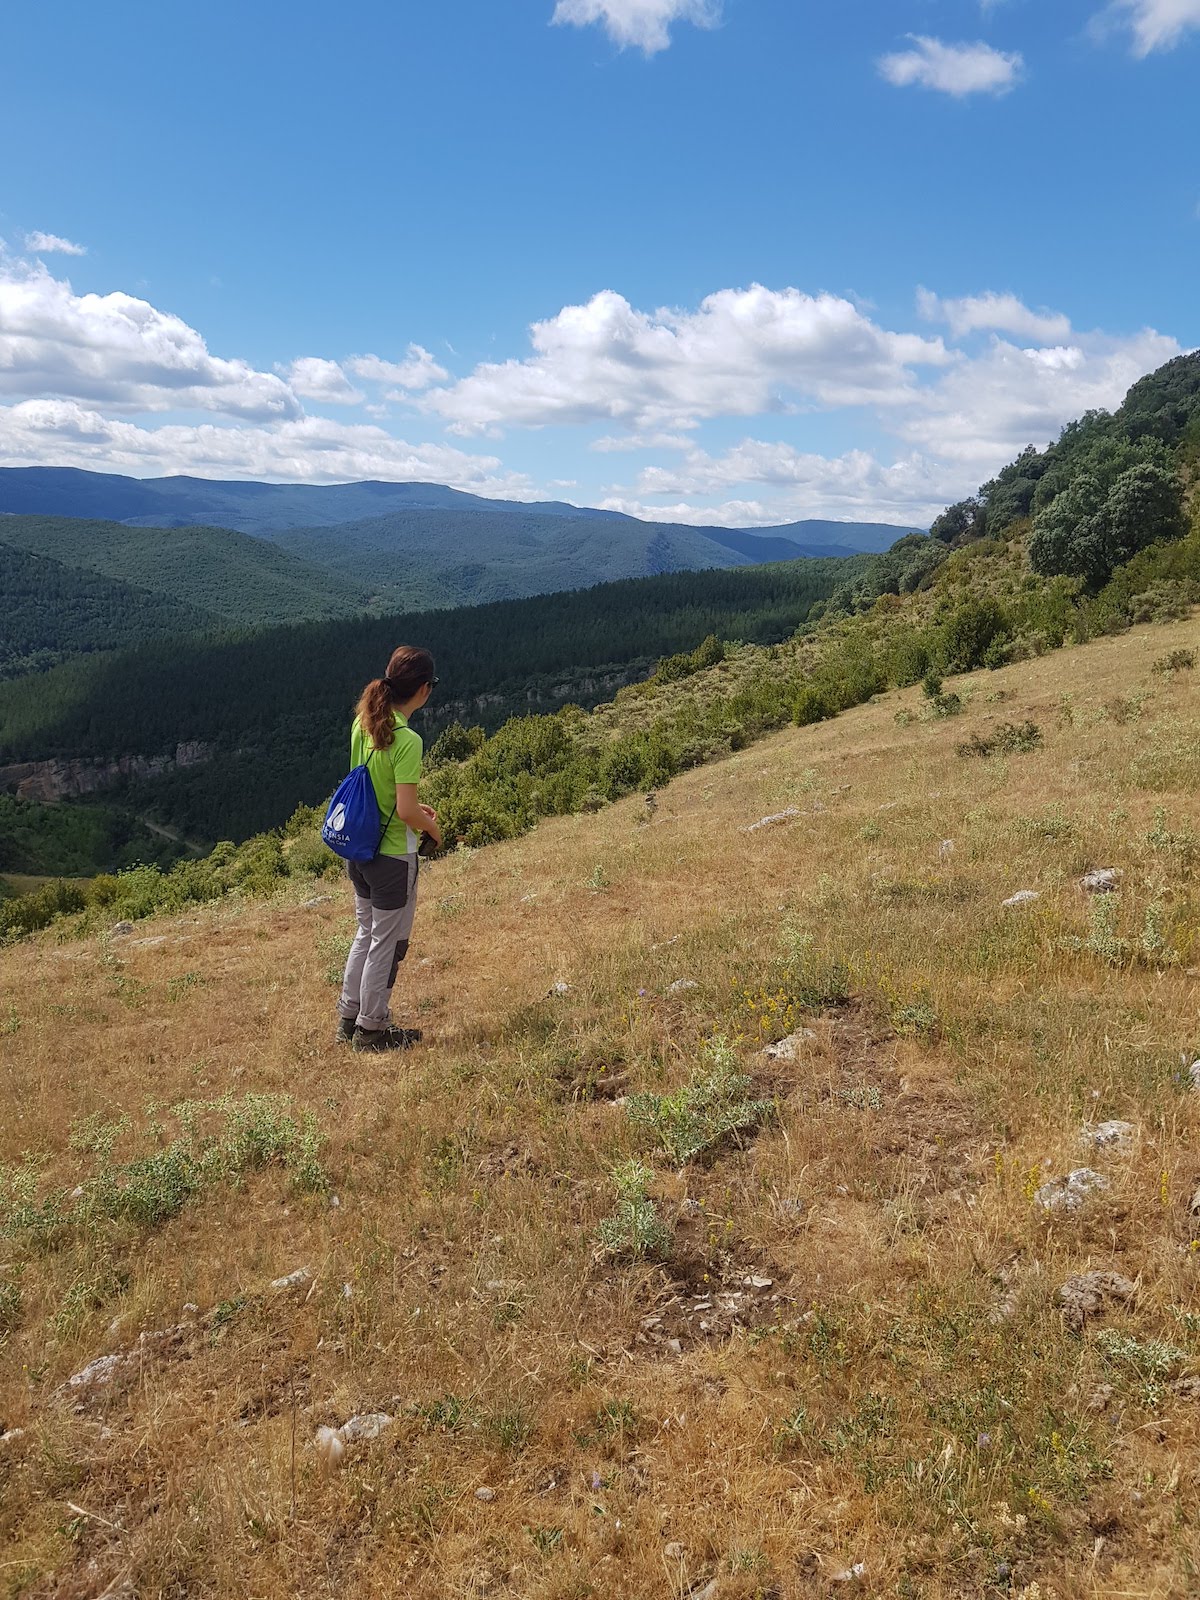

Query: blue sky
1,0,1197,526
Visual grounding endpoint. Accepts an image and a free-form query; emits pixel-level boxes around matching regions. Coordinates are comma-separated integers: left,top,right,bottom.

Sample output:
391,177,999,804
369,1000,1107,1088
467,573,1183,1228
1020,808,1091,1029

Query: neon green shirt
350,712,423,857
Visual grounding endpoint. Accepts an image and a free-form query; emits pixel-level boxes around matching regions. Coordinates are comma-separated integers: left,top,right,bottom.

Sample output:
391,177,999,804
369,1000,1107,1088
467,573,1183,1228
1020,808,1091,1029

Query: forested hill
0,515,365,627
0,543,212,679
257,506,890,613
0,554,865,845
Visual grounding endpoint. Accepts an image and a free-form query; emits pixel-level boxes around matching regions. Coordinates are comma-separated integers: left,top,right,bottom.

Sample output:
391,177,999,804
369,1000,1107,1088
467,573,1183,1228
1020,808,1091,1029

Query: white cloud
24,231,87,256
551,0,720,54
917,287,1072,342
278,356,364,405
594,319,1184,525
425,285,951,434
892,325,1181,472
0,261,299,420
347,346,449,391
612,442,952,524
1103,0,1200,53
878,36,1023,96
0,399,533,496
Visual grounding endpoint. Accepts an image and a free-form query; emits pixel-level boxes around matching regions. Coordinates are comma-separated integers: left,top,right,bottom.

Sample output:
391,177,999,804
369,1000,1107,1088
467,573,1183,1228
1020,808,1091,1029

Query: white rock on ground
742,807,801,834
1058,1270,1137,1331
474,1487,496,1503
339,1412,393,1443
270,1267,312,1292
1002,890,1040,907
1081,868,1122,894
1035,1168,1110,1213
667,977,699,994
1081,1120,1137,1152
761,1029,818,1062
1189,1060,1200,1092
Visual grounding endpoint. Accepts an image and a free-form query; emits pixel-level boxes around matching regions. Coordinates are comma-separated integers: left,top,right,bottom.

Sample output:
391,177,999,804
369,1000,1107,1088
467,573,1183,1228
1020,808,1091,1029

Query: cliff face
0,742,212,803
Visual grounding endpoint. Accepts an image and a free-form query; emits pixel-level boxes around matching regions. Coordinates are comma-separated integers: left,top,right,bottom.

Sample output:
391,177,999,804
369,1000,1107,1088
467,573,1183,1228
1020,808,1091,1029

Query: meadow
1,617,1199,1598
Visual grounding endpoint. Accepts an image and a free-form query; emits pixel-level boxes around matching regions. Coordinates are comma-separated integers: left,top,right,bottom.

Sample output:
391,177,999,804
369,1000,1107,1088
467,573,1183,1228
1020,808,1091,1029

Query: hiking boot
334,1016,358,1045
352,1025,423,1053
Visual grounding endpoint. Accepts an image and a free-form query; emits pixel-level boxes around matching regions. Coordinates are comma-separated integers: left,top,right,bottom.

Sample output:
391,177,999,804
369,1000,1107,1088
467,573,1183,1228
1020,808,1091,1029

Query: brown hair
355,645,436,749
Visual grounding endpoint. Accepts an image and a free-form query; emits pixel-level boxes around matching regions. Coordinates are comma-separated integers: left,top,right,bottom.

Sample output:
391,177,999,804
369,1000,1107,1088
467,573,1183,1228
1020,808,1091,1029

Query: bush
625,1038,774,1165
596,1160,672,1260
957,720,1042,758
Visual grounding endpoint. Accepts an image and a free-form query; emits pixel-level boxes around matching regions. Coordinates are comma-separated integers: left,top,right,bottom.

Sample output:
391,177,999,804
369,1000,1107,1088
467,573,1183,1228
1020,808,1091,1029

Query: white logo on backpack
329,804,346,832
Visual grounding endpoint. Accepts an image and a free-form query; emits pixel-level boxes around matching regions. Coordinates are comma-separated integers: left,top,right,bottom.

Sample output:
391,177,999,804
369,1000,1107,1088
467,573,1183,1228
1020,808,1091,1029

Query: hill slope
0,542,214,678
2,619,1198,1597
0,514,367,627
260,506,858,611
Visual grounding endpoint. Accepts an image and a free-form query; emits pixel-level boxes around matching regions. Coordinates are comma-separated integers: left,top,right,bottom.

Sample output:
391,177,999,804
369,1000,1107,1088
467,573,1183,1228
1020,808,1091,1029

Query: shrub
625,1038,774,1165
596,1160,672,1259
957,720,1042,758
1152,648,1196,675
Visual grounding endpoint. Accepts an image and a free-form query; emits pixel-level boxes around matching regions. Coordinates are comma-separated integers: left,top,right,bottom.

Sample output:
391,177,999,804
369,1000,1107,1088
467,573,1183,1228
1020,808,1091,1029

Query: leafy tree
929,499,983,545
1030,462,1186,588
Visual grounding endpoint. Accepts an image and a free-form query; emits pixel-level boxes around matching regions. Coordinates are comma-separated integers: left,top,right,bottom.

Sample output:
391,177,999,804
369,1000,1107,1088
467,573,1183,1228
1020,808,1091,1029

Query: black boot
334,1016,357,1045
352,1024,423,1053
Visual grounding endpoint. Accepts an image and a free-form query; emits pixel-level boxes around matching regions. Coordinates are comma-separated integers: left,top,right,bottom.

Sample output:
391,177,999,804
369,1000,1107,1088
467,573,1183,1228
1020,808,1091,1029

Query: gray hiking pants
337,853,419,1031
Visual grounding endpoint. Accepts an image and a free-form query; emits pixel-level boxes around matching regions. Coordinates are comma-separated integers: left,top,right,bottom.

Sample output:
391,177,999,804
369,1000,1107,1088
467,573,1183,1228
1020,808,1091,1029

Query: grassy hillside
2,618,1198,1597
0,515,367,627
0,542,213,678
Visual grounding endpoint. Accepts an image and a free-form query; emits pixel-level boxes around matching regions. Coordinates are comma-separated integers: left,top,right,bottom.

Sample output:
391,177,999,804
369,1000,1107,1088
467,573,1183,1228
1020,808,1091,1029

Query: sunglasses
428,677,440,688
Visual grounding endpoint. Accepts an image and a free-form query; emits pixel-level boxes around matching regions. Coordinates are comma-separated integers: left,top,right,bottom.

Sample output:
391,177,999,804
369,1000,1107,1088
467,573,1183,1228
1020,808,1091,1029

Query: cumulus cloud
613,443,952,524
878,36,1023,96
277,357,364,405
0,261,299,420
1102,0,1200,53
917,287,1073,342
551,0,720,54
347,346,450,391
892,325,1181,471
594,318,1184,525
0,399,532,497
24,231,87,256
424,285,952,434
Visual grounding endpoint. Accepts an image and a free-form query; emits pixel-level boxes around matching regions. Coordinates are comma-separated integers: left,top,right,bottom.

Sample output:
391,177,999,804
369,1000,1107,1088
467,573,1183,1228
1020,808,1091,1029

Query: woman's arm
395,783,442,847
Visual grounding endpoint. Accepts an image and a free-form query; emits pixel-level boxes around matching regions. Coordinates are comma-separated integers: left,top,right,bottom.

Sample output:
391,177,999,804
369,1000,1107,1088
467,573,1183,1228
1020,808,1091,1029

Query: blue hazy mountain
0,467,920,554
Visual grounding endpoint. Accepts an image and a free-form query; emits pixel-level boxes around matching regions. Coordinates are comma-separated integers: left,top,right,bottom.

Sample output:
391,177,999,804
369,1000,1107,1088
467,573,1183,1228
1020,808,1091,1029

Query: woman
336,645,443,1052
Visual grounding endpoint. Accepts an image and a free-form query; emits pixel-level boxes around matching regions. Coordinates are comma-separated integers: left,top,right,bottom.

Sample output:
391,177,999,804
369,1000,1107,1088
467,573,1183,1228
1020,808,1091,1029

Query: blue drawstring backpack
321,747,396,861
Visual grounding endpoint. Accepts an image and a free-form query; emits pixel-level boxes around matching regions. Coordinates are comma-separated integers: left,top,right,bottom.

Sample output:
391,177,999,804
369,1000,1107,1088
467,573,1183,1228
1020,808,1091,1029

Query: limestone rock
270,1267,312,1292
1034,1168,1109,1213
1081,868,1122,894
1058,1270,1136,1331
762,1029,817,1063
1081,1120,1137,1153
339,1412,392,1443
742,807,800,834
1002,890,1040,907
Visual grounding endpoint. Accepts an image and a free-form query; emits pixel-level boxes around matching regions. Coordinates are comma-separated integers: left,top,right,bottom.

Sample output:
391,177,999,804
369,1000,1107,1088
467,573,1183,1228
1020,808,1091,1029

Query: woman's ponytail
355,645,436,749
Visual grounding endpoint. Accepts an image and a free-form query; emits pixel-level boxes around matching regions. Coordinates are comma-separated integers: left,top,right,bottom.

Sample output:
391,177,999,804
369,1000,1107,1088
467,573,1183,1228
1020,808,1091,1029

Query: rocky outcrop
0,742,211,803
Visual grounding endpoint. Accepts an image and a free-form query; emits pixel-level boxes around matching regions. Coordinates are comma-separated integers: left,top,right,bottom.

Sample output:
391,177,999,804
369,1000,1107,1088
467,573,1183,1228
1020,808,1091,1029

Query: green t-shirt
351,713,423,856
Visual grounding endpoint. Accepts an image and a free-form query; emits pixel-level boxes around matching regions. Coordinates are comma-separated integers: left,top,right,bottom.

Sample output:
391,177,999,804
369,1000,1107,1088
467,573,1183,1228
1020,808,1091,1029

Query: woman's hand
418,803,443,847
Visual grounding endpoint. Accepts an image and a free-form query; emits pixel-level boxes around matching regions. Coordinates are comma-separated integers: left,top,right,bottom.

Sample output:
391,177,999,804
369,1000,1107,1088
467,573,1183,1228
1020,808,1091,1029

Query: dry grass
2,618,1200,1599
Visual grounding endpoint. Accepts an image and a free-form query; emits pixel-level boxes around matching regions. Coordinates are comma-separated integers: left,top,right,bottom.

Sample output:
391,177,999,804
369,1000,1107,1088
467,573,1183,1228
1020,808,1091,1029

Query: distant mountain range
0,468,925,650
0,466,919,552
